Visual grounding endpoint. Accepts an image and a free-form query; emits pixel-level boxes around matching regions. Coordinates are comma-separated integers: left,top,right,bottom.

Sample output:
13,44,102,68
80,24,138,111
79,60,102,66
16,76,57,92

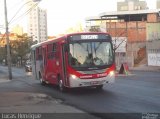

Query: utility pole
4,0,12,80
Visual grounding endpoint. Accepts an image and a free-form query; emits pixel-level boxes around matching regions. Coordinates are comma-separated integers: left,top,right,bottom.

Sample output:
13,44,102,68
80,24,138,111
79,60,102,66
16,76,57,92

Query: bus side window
36,48,39,60
39,47,42,60
31,50,36,64
47,44,52,59
47,43,57,59
36,47,42,60
53,43,59,59
42,48,47,65
53,43,56,52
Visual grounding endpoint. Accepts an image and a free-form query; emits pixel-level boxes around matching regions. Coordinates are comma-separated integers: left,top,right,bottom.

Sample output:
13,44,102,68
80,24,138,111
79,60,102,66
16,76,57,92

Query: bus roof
31,42,43,50
31,32,110,50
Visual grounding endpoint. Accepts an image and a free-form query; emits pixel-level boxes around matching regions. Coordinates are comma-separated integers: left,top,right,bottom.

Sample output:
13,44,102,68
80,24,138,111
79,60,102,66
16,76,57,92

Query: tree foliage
10,34,34,65
0,34,34,66
0,46,6,64
89,26,100,32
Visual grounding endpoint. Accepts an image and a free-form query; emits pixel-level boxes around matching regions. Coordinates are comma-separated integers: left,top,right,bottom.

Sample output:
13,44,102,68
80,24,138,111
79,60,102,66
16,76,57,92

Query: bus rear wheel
58,79,67,92
39,73,46,85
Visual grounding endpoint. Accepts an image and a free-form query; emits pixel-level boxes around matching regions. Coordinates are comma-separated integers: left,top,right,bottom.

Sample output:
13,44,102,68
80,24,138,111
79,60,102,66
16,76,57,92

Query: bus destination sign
81,35,98,39
69,34,110,41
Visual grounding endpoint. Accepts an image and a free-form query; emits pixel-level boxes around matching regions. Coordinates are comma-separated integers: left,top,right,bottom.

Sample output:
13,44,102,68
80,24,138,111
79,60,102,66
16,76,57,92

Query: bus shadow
68,88,116,98
42,83,114,96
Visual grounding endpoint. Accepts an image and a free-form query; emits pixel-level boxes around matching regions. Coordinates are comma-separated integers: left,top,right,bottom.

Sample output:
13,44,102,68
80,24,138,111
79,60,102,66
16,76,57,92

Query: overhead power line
9,2,40,26
9,0,25,12
8,1,32,24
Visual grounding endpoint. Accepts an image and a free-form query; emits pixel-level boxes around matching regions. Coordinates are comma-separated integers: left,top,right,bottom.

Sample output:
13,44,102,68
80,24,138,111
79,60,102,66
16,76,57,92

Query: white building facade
27,0,47,43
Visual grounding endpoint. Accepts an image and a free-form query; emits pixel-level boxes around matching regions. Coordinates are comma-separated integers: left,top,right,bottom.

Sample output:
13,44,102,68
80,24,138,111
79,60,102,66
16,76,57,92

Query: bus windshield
69,41,114,69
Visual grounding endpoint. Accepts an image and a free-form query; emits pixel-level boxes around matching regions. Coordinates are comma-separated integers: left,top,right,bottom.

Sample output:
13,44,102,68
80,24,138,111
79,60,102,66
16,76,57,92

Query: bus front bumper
69,74,115,88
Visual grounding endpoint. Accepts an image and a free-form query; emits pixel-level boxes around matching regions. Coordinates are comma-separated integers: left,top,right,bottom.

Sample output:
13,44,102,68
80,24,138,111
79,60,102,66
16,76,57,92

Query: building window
135,6,138,10
121,6,128,11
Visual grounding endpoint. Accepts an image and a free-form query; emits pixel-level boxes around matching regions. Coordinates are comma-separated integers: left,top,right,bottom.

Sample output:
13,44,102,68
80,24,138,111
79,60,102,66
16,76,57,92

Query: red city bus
31,32,115,92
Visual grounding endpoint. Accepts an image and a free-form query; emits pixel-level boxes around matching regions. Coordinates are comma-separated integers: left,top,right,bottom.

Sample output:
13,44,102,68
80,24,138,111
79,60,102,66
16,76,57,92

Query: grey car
25,61,32,72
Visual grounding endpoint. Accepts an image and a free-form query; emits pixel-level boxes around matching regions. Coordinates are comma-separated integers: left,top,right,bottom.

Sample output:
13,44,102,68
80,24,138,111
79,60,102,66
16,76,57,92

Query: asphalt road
0,66,160,119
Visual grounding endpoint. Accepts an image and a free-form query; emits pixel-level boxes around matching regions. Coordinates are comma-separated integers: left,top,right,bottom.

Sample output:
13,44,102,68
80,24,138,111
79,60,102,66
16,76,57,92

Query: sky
0,0,157,36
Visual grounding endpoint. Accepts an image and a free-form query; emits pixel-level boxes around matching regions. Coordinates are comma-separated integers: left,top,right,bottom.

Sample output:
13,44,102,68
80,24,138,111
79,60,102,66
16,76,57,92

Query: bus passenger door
61,43,68,87
31,50,37,80
46,43,57,84
42,47,47,80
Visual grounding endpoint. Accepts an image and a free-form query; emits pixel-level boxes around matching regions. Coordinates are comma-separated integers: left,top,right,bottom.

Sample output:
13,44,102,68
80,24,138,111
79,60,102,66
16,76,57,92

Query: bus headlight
109,71,115,76
70,74,77,79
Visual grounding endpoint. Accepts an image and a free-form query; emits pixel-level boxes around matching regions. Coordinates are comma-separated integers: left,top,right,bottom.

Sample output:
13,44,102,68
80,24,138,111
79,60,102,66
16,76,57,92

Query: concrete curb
129,67,160,72
0,92,85,113
0,79,11,83
116,73,136,77
116,65,160,73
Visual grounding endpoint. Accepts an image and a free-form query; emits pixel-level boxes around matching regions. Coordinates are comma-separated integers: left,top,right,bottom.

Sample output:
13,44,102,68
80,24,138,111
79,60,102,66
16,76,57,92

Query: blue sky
0,0,157,35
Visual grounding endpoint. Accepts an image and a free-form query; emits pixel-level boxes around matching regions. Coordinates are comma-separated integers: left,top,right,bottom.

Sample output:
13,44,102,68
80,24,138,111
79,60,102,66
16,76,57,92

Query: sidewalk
0,70,11,83
0,79,10,83
0,68,99,119
0,92,100,119
116,64,160,76
130,65,160,72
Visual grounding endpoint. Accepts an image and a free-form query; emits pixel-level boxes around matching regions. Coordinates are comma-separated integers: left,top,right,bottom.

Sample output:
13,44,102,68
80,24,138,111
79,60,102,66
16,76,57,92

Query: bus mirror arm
64,44,69,52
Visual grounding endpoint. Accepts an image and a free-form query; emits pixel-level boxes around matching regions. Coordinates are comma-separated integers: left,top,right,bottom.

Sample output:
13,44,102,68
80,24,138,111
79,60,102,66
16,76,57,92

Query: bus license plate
91,81,99,85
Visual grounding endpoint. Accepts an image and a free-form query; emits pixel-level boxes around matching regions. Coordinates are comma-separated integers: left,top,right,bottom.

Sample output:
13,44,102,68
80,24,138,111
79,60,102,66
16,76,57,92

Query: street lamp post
4,0,12,80
3,0,42,80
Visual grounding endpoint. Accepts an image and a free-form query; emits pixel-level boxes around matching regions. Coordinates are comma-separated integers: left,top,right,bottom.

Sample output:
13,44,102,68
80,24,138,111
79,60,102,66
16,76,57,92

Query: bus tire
39,73,46,86
96,85,103,90
58,76,67,92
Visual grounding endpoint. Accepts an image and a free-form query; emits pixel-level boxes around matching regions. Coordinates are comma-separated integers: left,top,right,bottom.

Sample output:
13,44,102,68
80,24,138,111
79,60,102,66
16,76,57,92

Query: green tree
89,26,100,32
11,34,33,66
0,46,6,64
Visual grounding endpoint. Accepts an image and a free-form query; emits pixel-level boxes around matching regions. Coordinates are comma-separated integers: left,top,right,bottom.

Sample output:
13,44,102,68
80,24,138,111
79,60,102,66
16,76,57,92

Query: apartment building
117,0,148,11
157,0,160,9
27,0,47,43
86,9,160,67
